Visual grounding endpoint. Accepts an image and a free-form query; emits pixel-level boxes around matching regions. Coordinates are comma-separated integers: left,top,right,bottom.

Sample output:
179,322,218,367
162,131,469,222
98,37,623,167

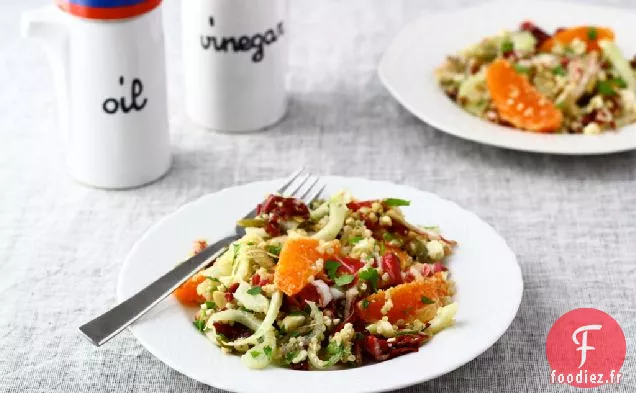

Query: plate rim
117,176,525,393
378,0,636,155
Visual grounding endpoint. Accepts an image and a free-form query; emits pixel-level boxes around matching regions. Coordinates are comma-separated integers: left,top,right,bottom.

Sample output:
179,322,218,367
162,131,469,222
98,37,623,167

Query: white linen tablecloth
0,0,634,391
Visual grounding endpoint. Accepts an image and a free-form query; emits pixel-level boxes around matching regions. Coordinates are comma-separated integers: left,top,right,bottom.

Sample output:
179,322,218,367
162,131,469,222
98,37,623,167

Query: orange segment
357,273,450,324
540,26,614,53
486,58,562,132
275,238,323,296
174,274,206,305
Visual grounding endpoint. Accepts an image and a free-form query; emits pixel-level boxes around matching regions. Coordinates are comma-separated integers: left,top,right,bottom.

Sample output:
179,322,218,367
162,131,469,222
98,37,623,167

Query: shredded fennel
223,290,283,347
312,192,348,241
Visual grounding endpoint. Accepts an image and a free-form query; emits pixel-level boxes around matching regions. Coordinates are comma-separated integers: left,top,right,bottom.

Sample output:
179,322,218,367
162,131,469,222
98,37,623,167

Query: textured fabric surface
1,0,634,392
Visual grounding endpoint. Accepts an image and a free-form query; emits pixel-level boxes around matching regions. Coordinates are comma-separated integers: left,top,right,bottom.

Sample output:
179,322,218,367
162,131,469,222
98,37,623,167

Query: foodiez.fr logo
546,308,626,388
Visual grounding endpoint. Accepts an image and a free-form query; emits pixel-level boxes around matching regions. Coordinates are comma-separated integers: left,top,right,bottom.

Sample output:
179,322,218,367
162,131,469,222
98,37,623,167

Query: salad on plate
436,21,636,134
173,191,457,370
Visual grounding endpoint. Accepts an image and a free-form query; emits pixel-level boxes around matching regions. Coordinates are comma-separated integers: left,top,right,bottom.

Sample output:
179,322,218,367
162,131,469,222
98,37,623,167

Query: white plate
117,176,523,393
378,0,636,155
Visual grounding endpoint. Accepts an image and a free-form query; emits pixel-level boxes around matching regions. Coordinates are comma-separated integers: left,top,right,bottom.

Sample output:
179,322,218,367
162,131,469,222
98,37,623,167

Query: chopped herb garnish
206,276,221,283
285,351,298,363
193,319,206,332
325,259,341,280
513,63,530,74
383,232,396,241
501,40,514,53
289,310,307,317
383,198,411,207
290,331,302,337
267,244,282,256
257,336,265,344
587,26,598,40
349,236,363,245
263,346,273,359
597,80,617,96
216,333,229,342
251,351,261,358
205,301,217,310
246,242,256,246
420,296,435,304
335,274,355,286
358,268,379,291
232,243,241,260
361,299,370,309
395,330,419,336
239,306,254,313
552,65,566,76
379,242,385,255
613,77,628,88
247,286,262,295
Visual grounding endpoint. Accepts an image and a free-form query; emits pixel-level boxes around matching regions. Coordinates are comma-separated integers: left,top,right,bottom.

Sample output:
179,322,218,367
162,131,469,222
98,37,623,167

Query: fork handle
79,239,231,346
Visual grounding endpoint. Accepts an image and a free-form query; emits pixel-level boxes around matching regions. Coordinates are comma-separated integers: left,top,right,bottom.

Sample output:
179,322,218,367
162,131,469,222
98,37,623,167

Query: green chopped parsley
613,77,628,88
205,301,217,310
247,286,262,295
513,63,530,74
267,244,282,256
250,351,261,358
383,198,411,207
597,80,617,96
335,274,354,286
420,296,435,304
587,26,598,40
325,260,341,280
263,346,273,359
349,236,363,245
552,65,566,76
501,40,513,53
232,243,241,261
361,299,370,309
285,350,298,363
359,268,379,291
193,319,206,332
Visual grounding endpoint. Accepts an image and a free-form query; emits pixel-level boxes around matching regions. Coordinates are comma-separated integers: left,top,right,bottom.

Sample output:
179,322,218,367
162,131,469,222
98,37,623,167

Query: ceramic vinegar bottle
22,0,171,189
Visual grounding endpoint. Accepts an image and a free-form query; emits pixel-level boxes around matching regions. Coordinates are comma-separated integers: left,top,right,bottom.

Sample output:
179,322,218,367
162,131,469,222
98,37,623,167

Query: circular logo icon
546,308,626,388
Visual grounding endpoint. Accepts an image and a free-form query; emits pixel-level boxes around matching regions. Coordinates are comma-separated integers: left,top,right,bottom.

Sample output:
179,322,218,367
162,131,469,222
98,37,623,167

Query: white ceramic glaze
182,0,288,132
21,6,171,188
379,0,636,155
118,176,523,393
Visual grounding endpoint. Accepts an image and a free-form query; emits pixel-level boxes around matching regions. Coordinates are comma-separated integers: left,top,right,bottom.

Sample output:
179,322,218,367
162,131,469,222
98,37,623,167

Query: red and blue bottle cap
55,0,161,20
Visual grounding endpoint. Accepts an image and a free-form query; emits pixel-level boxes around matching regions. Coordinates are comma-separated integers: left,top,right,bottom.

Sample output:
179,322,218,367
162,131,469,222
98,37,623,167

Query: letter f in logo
572,324,602,368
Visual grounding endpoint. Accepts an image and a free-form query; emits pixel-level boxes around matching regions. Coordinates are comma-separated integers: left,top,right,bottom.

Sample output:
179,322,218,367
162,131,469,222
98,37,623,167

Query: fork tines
278,168,324,204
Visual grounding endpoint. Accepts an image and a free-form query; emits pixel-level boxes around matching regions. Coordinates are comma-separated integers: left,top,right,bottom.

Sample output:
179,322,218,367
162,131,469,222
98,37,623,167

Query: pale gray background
0,0,634,392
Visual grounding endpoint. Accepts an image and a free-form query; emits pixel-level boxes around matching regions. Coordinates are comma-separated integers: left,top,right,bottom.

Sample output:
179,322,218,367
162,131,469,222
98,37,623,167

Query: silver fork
79,169,325,347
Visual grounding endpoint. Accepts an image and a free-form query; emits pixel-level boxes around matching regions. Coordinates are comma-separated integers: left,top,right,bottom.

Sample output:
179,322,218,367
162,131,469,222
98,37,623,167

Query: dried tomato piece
336,256,364,275
289,360,309,371
225,283,240,302
257,195,310,236
213,322,252,341
363,335,391,361
346,200,374,211
380,253,403,288
519,20,551,47
294,283,321,305
362,334,430,361
432,262,448,273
